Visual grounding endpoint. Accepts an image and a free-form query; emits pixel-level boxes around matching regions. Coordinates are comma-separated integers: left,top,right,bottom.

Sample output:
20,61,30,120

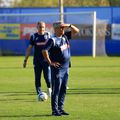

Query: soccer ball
38,92,48,101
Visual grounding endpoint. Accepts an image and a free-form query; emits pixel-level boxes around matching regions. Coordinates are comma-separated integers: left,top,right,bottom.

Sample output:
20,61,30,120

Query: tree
4,0,120,7
63,0,110,6
11,0,59,7
108,0,120,6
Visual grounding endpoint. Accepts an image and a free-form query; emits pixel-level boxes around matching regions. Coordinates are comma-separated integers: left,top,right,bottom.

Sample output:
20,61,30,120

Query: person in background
42,21,79,116
23,21,52,100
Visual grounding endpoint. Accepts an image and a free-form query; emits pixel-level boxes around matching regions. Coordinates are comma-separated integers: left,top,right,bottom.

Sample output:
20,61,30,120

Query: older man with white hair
42,21,79,116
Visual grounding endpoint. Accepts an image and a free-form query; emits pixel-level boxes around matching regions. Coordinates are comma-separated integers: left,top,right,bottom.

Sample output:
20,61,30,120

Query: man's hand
23,59,27,68
60,23,70,28
50,62,60,68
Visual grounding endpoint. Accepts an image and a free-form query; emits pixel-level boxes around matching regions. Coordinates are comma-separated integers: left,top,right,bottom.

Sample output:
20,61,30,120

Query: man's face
37,23,45,33
54,25,64,36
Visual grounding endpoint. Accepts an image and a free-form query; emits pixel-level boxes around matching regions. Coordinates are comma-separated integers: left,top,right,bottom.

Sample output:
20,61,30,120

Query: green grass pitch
0,56,120,120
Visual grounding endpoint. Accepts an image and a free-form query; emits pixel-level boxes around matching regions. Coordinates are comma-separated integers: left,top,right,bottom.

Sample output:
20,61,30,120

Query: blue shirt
29,32,51,64
43,31,71,68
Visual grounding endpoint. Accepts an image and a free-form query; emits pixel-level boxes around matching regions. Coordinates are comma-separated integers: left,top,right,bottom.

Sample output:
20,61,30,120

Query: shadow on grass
0,88,120,102
0,114,52,118
0,92,35,96
0,98,36,102
0,88,120,97
67,88,120,94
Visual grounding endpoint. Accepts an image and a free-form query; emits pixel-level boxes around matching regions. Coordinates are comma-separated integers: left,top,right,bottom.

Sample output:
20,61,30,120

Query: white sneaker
67,86,69,89
47,88,52,97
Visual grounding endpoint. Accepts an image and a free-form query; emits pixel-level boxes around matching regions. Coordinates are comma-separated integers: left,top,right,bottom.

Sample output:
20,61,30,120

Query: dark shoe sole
61,113,69,115
60,110,69,115
52,113,61,116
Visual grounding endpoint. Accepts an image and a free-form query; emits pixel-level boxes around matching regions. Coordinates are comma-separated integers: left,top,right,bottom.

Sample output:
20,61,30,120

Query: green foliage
63,0,110,7
109,0,120,6
11,0,120,7
0,0,120,7
12,0,59,7
0,56,120,120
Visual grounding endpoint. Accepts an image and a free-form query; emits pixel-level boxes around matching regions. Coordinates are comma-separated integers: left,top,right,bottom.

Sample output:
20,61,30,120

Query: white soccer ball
38,92,48,101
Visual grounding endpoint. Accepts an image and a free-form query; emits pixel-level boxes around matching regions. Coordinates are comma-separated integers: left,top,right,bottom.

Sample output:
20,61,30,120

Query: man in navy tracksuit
23,21,51,99
42,21,79,116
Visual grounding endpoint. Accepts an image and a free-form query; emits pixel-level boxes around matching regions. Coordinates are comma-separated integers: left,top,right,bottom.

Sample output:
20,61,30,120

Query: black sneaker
60,110,69,115
52,111,61,116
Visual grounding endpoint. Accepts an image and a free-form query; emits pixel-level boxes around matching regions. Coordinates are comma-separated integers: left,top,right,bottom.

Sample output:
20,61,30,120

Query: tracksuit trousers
51,66,69,112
